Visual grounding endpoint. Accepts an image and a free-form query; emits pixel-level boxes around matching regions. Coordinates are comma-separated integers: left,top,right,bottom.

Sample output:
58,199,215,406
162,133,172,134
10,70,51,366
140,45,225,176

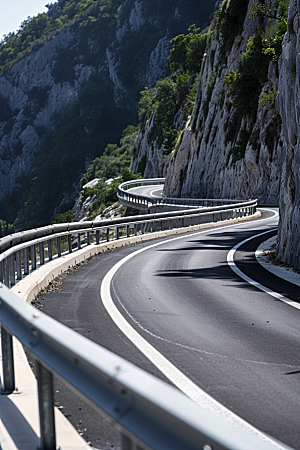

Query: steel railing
117,178,245,210
0,181,265,450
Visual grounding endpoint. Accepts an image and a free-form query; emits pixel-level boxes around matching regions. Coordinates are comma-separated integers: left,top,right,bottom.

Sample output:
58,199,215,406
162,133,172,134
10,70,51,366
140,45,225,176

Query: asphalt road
126,185,163,198
39,209,300,450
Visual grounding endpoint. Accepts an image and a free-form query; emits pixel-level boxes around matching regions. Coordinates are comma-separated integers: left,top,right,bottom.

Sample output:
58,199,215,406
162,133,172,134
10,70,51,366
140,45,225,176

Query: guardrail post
134,224,137,236
4,258,10,287
36,362,56,450
107,228,110,242
1,326,15,393
96,230,100,244
24,247,29,275
48,240,53,261
68,235,72,253
39,242,45,265
31,244,37,270
116,227,120,240
77,233,81,250
57,237,61,258
126,225,130,238
9,255,15,286
0,261,3,284
87,231,90,245
16,250,22,280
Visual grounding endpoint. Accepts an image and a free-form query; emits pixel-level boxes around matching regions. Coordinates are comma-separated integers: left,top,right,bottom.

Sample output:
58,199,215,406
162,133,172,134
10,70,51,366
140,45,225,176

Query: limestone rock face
130,113,168,178
276,0,300,267
131,1,284,206
164,2,283,204
1,0,214,209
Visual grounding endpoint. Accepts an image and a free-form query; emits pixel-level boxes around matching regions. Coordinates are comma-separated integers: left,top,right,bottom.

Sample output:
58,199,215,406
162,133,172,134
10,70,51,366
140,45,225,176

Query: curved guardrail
117,178,245,210
0,181,264,450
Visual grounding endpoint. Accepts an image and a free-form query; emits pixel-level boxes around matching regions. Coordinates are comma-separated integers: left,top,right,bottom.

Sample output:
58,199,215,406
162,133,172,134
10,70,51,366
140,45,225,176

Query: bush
214,0,249,53
168,25,207,75
0,219,14,237
224,34,268,121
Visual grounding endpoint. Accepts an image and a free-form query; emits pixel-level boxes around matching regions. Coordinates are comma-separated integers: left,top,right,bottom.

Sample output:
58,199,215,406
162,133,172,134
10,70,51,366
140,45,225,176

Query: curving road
41,208,300,449
126,184,163,198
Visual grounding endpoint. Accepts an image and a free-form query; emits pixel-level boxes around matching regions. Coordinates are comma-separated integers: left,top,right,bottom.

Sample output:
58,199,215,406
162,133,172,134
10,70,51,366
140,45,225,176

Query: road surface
39,208,300,450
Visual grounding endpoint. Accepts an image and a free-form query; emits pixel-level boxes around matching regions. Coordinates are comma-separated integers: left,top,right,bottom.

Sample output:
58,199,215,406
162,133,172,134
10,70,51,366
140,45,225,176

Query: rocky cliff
276,0,300,267
132,0,285,206
0,0,215,227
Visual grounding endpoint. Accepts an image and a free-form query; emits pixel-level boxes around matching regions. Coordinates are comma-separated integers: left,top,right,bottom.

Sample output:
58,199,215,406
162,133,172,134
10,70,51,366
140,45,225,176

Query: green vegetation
167,25,207,75
259,86,278,109
139,26,207,153
0,0,218,230
224,34,269,121
249,0,288,21
79,126,140,219
250,0,288,62
52,210,74,224
0,72,135,229
224,33,269,163
0,0,119,73
223,33,269,162
221,0,288,163
0,219,14,238
214,0,249,53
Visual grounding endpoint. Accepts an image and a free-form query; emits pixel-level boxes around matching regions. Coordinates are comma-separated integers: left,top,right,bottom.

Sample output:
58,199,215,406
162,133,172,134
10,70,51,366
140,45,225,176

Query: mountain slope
0,0,215,228
131,0,285,206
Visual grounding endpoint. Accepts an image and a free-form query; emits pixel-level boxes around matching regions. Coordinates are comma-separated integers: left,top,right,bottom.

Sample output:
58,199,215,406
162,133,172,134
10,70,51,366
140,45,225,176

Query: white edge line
101,211,286,448
227,216,300,311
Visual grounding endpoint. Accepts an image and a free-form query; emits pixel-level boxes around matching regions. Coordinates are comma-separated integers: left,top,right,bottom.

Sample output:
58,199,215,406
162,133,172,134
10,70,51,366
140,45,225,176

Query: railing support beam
36,362,56,450
1,326,15,393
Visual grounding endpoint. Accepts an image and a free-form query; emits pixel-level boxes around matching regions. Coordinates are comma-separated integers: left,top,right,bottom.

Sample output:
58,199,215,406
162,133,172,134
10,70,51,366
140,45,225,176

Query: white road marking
149,188,162,197
227,219,300,311
101,212,286,448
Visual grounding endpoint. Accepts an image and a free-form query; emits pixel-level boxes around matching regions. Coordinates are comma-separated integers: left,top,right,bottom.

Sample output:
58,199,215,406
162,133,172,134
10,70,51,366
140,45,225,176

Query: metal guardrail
0,181,263,450
117,178,244,210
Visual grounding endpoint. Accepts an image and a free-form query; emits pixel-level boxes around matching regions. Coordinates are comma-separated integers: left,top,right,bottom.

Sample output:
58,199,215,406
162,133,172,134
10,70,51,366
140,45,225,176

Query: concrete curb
2,211,261,450
11,211,261,305
256,235,300,287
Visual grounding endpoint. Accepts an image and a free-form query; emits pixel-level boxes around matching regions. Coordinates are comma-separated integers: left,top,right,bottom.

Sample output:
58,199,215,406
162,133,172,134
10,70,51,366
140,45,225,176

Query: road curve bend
42,208,300,449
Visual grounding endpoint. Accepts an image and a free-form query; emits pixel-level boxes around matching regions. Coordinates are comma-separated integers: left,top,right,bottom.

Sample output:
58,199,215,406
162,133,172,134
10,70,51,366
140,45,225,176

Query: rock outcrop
164,2,283,204
0,0,216,216
276,0,300,267
132,0,285,206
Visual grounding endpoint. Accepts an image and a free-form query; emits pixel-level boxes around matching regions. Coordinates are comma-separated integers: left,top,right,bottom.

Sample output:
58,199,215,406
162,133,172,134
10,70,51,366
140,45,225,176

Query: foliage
250,0,288,62
182,77,199,117
139,74,190,152
52,210,74,224
259,86,278,109
1,72,135,230
142,0,215,33
114,1,215,98
224,34,269,121
249,0,289,21
0,0,118,73
262,19,287,62
0,2,219,229
79,126,140,218
0,219,14,238
138,24,207,154
168,25,207,75
214,0,249,53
